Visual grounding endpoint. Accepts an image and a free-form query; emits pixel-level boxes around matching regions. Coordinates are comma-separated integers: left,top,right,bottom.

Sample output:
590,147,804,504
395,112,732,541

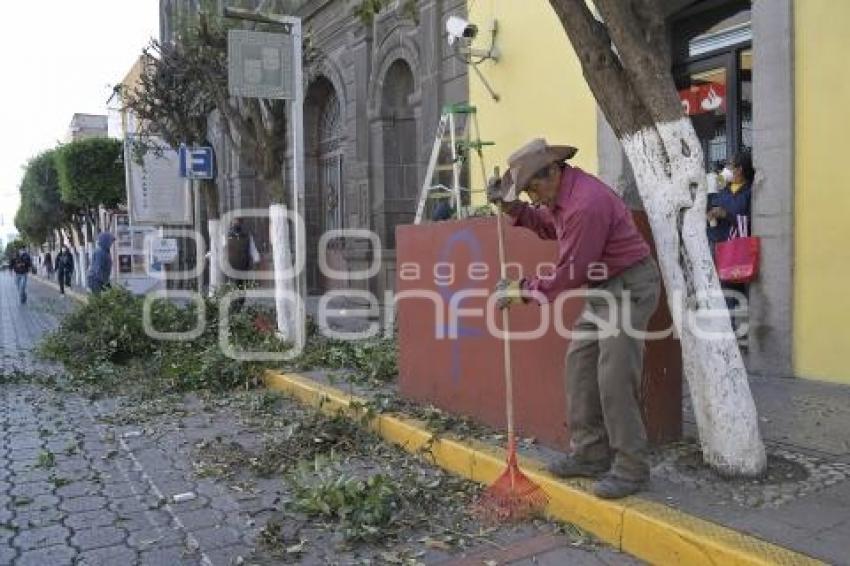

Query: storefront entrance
674,5,752,172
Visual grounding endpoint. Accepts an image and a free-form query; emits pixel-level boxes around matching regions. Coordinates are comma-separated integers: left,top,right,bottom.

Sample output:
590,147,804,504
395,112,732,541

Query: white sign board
125,136,192,226
150,237,179,264
228,29,295,100
113,213,162,295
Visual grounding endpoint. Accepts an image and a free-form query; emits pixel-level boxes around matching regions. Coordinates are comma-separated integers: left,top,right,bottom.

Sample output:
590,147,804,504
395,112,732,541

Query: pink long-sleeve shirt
507,166,650,304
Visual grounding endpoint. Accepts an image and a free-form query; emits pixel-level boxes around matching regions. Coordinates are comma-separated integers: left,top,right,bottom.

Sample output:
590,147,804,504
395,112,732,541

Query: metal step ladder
414,103,493,224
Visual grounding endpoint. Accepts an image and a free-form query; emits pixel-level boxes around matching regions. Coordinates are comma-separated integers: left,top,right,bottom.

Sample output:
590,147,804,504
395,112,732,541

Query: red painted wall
396,215,682,450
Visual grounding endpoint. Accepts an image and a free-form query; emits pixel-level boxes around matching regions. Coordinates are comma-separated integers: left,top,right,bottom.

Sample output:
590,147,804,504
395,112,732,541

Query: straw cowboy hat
501,138,578,201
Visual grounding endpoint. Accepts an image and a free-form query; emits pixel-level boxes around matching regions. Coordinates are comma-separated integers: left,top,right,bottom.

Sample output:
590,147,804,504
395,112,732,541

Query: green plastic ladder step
442,103,477,115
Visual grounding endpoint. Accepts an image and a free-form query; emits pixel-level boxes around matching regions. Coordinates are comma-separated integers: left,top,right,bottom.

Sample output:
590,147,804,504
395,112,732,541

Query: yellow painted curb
32,276,89,304
264,370,824,566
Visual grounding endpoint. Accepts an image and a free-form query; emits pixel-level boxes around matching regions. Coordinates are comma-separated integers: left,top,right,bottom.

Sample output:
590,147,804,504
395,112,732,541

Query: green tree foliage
4,238,26,262
13,202,40,244
14,150,70,245
39,285,397,395
121,46,215,151
55,138,125,209
39,286,293,394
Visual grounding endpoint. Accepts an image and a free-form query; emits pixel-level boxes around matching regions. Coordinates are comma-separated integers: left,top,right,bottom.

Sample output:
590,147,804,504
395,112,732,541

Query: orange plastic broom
475,169,549,522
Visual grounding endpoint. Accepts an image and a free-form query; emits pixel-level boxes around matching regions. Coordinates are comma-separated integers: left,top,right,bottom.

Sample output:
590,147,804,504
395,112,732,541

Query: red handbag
715,216,760,284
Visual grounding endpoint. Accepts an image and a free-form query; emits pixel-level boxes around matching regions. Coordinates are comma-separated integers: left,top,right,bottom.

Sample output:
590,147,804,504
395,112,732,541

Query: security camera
446,16,478,46
447,16,500,100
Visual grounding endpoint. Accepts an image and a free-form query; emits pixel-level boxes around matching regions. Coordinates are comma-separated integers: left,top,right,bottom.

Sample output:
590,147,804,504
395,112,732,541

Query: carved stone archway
305,77,346,294
377,58,418,250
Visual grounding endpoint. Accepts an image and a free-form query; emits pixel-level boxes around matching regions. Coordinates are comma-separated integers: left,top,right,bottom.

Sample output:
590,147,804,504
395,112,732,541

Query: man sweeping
488,138,661,499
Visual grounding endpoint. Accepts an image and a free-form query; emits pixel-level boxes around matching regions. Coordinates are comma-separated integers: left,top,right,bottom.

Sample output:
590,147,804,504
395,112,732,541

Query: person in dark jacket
11,249,33,304
707,150,754,334
708,151,753,245
225,218,259,310
43,251,54,280
87,233,115,295
55,246,75,295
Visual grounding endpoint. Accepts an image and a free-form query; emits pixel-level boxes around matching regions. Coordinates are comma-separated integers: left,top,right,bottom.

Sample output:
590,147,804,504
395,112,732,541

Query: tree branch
259,99,275,137
245,98,267,146
593,0,683,124
206,75,256,148
548,0,654,138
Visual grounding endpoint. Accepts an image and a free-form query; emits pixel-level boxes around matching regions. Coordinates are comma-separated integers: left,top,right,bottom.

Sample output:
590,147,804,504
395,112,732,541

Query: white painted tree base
80,242,92,290
207,219,223,297
70,229,84,288
621,118,766,476
269,204,299,345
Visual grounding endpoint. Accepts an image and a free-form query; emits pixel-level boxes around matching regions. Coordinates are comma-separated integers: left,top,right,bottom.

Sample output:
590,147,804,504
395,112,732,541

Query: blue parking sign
179,145,215,179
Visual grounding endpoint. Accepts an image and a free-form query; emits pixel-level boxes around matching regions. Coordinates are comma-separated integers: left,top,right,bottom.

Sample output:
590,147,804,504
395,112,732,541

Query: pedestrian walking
225,217,260,310
87,232,115,295
55,245,75,295
10,249,33,304
488,138,660,499
43,251,54,280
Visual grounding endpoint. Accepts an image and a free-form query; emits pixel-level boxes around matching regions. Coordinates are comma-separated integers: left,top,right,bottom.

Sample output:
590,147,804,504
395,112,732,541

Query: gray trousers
566,257,661,481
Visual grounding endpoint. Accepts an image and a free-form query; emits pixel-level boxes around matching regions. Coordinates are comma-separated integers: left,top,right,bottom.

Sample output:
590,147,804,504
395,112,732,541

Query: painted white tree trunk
74,251,82,287
269,204,298,344
71,228,85,288
83,242,93,289
207,219,224,297
621,118,766,476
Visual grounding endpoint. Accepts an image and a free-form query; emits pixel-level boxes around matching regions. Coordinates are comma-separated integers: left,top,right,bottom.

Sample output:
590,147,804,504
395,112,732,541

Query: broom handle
496,204,515,445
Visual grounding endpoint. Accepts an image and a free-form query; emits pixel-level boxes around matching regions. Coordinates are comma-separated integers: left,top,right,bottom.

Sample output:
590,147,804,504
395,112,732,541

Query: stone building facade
65,113,108,143
160,0,469,299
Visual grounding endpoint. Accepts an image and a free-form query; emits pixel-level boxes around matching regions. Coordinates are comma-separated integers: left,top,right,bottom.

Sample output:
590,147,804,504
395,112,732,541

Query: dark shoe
592,474,647,499
547,455,610,479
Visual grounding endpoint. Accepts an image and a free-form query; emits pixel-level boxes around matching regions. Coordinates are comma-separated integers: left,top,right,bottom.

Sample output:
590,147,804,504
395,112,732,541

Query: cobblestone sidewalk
1,275,638,565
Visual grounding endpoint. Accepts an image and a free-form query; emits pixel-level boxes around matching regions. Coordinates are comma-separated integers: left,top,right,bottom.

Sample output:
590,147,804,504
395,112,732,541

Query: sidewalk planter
396,214,682,449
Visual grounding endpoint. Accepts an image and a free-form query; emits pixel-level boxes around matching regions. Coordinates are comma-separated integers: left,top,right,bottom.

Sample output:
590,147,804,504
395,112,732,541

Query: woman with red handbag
707,150,755,337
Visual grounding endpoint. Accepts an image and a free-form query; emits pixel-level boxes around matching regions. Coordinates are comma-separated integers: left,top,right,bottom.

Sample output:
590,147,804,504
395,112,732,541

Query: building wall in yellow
467,0,598,204
794,0,850,383
463,1,850,383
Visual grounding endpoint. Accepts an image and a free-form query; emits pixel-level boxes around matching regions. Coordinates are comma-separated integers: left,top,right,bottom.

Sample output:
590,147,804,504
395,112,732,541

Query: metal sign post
291,19,306,351
225,10,306,349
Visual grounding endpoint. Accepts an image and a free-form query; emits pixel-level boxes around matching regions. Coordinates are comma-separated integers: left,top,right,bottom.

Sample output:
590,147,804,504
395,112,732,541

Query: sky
0,1,160,244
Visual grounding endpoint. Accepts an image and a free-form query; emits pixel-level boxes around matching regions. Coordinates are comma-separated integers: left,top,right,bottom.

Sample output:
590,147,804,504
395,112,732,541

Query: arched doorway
305,77,345,294
379,59,418,250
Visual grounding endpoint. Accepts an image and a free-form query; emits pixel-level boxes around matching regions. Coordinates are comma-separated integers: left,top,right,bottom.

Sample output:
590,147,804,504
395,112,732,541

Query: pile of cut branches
38,287,398,398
